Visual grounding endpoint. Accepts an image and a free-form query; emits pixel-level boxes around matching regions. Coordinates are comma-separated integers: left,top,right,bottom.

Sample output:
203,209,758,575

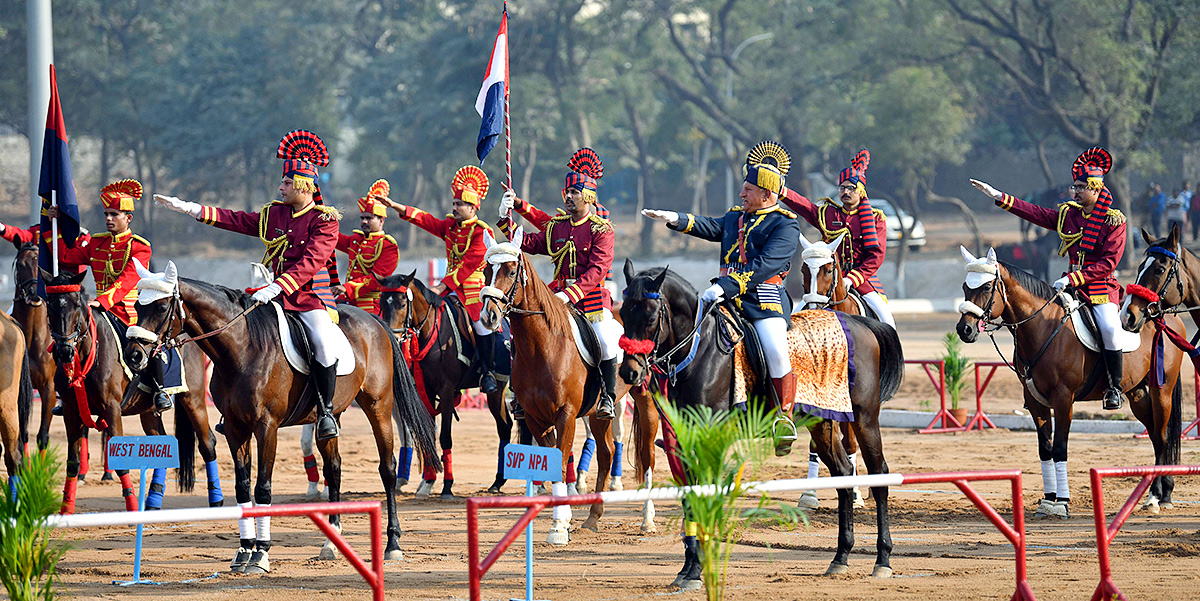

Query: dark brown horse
376,271,513,498
12,243,59,454
957,248,1183,517
0,310,34,487
125,262,438,572
619,260,903,582
40,266,216,514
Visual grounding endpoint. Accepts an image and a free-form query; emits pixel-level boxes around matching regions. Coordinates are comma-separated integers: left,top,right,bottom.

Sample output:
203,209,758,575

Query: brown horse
40,266,216,514
956,248,1183,517
376,271,514,498
12,243,59,455
0,310,34,486
125,262,438,572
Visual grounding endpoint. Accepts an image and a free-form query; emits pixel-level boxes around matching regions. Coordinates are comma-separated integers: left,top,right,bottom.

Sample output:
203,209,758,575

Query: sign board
107,436,179,471
503,444,562,482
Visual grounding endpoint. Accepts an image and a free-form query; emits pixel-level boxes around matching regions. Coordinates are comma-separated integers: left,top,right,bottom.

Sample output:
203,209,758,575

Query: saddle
567,306,604,418
845,288,881,322
1062,291,1140,353
715,305,773,404
273,303,356,428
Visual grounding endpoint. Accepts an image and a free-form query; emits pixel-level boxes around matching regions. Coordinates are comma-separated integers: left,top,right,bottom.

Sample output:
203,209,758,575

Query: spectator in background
1148,183,1166,238
1166,187,1188,239
1184,181,1200,242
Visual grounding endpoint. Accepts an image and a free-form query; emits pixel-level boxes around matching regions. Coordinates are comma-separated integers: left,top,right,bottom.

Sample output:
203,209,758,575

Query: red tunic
335,230,399,315
782,190,887,295
198,202,340,312
58,229,151,325
395,208,492,321
499,210,615,320
0,223,89,274
996,193,1127,304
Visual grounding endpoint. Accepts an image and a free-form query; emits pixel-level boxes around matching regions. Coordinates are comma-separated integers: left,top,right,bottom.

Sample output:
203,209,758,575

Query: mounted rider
383,166,504,393
970,147,1127,410
333,179,399,315
497,148,620,421
781,148,894,327
155,130,351,440
642,140,802,453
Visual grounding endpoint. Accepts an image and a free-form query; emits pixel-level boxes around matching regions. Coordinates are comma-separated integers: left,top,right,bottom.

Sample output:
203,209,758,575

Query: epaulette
92,232,111,239
549,213,572,223
588,213,613,233
1105,208,1126,226
131,234,151,247
770,205,797,219
314,204,342,221
383,233,398,245
872,208,886,222
728,205,743,212
352,229,364,236
817,197,838,207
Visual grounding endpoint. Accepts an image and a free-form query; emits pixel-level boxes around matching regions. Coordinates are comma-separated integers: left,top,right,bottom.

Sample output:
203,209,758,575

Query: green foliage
939,331,972,410
658,399,814,601
0,449,69,601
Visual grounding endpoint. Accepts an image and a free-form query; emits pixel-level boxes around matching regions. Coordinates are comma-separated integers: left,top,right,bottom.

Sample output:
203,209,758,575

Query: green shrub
940,332,973,410
1,449,70,601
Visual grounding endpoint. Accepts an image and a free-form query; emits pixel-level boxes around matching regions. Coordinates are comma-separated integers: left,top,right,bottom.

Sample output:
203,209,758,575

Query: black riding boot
1102,349,1124,410
148,354,173,413
596,358,618,420
313,360,340,440
476,332,498,394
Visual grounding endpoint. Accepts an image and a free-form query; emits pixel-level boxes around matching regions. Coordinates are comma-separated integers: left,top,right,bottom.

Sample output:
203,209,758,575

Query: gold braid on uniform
102,239,134,289
547,218,577,281
314,204,342,221
1055,202,1084,256
588,214,612,233
1105,208,1126,226
258,204,291,272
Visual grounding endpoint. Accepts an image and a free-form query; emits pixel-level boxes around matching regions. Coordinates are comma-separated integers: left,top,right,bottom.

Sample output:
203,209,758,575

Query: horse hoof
229,548,253,573
102,471,116,482
1050,500,1070,519
1143,497,1160,515
304,482,323,502
1160,501,1174,510
609,476,624,492
872,565,893,579
384,548,403,561
678,578,703,591
1033,498,1054,518
210,499,225,508
242,550,269,575
415,480,434,498
546,528,570,545
440,492,455,500
798,491,819,511
566,482,579,496
580,518,599,532
824,562,850,576
486,485,502,495
318,544,339,560
575,476,589,495
641,522,658,534
77,473,86,483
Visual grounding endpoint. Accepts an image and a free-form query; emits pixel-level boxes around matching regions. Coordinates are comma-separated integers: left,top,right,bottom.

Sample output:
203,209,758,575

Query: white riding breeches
590,309,623,361
752,317,791,379
472,318,491,336
298,309,352,368
1093,302,1122,351
862,291,896,327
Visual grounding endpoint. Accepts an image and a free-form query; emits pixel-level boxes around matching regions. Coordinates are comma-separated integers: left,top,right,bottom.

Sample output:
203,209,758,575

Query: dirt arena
47,312,1200,600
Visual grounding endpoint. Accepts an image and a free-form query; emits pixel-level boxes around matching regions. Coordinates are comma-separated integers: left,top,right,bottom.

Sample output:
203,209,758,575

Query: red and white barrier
48,501,386,601
467,469,1035,601
1135,371,1200,440
1088,465,1200,601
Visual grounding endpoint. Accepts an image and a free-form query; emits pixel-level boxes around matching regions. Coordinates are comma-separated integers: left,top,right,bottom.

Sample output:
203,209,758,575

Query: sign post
502,443,561,601
106,435,179,586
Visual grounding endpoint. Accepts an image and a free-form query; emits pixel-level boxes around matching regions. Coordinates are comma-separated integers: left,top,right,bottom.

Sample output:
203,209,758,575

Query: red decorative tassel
442,449,453,482
618,335,657,355
1126,284,1159,303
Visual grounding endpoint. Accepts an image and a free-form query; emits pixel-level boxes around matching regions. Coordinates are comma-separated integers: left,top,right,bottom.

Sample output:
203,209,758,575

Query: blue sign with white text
503,444,562,482
107,436,179,471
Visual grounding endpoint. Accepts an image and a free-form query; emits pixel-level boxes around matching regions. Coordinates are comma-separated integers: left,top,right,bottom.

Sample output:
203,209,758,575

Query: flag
475,10,509,164
37,65,82,272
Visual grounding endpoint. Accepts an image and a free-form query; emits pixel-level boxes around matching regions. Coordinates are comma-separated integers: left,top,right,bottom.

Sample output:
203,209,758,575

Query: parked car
870,198,926,251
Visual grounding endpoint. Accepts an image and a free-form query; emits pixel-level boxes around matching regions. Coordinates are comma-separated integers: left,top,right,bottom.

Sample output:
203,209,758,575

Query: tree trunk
924,185,982,256
684,139,713,252
520,138,537,202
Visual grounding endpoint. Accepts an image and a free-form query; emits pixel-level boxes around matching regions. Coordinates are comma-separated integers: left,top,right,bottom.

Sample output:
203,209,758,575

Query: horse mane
999,260,1056,301
409,277,445,310
181,277,275,353
519,254,572,338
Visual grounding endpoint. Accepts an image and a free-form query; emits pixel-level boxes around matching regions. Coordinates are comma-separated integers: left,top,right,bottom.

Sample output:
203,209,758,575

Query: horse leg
810,420,855,575
851,417,892,578
414,411,438,498
609,394,628,491
226,426,255,573
243,420,279,575
300,423,322,501
35,378,53,451
486,389,512,494
77,427,89,482
841,422,864,509
392,400,413,493
191,402,225,507
575,416,594,494
100,429,115,481
58,410,83,514
542,412,571,546
104,404,138,512
581,417,613,532
438,398,455,499
316,429,344,561
358,391,403,559
800,439,821,510
139,412,168,510
632,390,658,531
1026,394,1059,518
1048,398,1073,519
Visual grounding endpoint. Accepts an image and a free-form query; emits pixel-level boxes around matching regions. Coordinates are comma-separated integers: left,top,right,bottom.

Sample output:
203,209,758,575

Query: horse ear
1169,222,1181,250
652,266,669,291
798,232,813,250
830,232,846,250
511,225,524,249
1141,227,1155,246
986,247,997,264
623,258,636,285
133,257,153,280
38,267,54,283
68,269,87,286
402,269,416,285
960,245,977,263
164,261,178,286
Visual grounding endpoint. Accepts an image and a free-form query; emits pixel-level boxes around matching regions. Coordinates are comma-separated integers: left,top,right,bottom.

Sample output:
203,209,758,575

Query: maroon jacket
499,211,615,320
782,190,887,295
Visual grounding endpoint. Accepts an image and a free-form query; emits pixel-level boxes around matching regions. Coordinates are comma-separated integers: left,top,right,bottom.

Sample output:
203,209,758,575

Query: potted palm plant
940,332,973,424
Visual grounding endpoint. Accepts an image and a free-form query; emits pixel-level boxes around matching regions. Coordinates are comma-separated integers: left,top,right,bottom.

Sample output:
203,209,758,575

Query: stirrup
510,400,525,420
479,372,498,394
595,396,616,420
772,416,798,456
1103,387,1124,411
316,415,339,440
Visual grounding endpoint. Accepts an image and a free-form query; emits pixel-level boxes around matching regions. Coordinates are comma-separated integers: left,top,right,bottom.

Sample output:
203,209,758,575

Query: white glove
641,209,679,226
700,284,724,304
500,189,517,217
251,282,282,304
969,179,1003,201
554,291,571,304
843,277,854,291
154,194,202,218
1052,277,1069,291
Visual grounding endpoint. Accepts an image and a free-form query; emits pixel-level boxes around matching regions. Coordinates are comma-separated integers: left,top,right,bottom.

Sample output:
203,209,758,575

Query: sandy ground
38,312,1200,600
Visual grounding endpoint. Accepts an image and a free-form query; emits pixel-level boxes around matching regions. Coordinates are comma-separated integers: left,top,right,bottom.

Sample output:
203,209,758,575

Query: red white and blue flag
37,65,82,271
475,10,509,164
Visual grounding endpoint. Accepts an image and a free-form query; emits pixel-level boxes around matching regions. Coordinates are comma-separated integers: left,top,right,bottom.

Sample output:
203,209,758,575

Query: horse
375,270,514,498
618,259,903,581
12,243,60,455
479,228,655,544
956,247,1183,517
40,266,219,514
0,309,34,487
125,262,439,572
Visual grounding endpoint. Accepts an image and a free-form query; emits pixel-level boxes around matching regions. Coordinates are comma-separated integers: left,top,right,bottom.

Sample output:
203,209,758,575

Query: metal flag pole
503,3,512,197
51,189,58,277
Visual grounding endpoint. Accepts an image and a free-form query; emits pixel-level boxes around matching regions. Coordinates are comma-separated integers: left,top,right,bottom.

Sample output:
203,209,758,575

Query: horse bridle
133,288,187,357
1135,245,1186,322
13,246,42,306
44,284,90,352
621,289,671,374
804,259,855,311
485,258,543,320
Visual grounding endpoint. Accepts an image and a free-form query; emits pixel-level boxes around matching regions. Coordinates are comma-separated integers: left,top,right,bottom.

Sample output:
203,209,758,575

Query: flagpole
51,189,58,277
503,5,512,196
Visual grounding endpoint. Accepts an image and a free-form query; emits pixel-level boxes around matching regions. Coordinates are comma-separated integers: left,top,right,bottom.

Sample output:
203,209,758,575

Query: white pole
26,0,53,226
51,189,58,277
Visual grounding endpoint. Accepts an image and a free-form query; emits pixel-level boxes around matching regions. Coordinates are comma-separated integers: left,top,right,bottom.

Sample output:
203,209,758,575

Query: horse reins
974,272,1070,380
43,283,106,430
158,299,259,352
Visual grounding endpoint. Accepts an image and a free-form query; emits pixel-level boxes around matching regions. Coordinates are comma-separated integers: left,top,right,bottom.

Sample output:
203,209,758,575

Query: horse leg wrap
7,475,18,503
422,460,436,483
397,447,413,483
145,468,167,510
206,460,225,506
578,438,596,474
255,505,271,550
60,476,78,514
551,482,571,521
565,454,577,484
1040,459,1056,500
78,439,89,477
610,441,623,477
495,441,508,478
304,454,321,484
238,502,256,541
1055,461,1069,502
120,473,138,512
442,449,454,484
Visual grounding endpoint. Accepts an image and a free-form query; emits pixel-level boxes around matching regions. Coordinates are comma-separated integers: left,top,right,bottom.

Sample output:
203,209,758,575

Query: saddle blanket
101,311,187,395
272,303,356,376
733,310,854,422
1062,294,1140,353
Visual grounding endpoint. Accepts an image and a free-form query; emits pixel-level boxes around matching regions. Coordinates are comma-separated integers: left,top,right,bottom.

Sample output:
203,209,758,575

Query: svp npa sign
503,444,562,482
107,436,179,471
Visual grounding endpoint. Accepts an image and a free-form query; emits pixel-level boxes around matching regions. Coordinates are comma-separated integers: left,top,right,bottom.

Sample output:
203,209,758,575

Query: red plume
276,130,330,167
567,147,603,180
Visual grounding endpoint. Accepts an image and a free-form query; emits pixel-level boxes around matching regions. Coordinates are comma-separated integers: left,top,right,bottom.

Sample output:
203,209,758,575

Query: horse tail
1166,378,1182,465
17,342,33,454
175,394,197,493
383,317,441,473
851,315,904,402
631,394,646,483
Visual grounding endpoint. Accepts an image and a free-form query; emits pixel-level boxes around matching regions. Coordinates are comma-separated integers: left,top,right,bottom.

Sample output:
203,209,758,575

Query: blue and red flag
475,10,509,164
37,65,82,272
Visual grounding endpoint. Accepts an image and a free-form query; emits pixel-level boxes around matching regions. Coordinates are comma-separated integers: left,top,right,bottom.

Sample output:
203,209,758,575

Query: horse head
39,266,90,365
377,270,417,336
13,242,42,306
956,246,1004,343
616,258,671,386
126,258,181,371
798,232,846,309
1122,225,1185,332
479,226,525,332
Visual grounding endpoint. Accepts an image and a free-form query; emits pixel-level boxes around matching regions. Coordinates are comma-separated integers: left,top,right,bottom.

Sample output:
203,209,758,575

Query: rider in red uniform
333,180,399,315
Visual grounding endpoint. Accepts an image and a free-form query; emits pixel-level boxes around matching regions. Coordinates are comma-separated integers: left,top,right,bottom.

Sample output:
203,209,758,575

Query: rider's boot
595,358,618,420
1102,349,1124,411
476,332,499,394
149,355,173,413
313,360,340,440
770,372,798,457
